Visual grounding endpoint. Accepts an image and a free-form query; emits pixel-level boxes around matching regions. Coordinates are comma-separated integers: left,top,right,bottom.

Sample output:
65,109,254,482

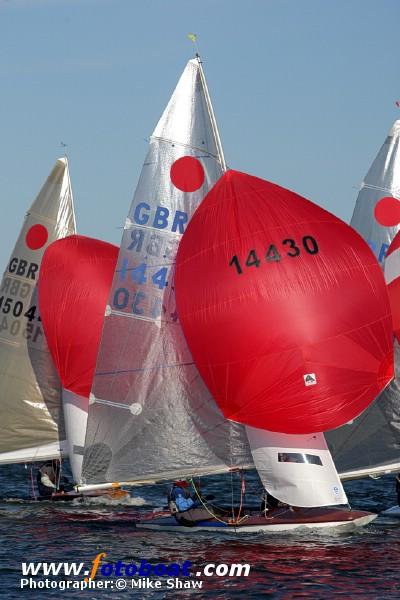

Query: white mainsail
327,119,400,479
0,158,76,464
82,58,253,486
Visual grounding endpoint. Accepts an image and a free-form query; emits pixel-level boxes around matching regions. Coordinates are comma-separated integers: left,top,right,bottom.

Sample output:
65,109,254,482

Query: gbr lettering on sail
112,202,189,322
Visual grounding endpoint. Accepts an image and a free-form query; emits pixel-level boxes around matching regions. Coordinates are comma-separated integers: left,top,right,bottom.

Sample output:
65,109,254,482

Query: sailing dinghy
0,158,91,500
171,168,393,532
0,161,123,502
76,57,384,532
138,508,375,533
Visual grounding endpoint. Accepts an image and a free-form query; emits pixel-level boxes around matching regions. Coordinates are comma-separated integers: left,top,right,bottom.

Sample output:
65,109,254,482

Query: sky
0,0,399,270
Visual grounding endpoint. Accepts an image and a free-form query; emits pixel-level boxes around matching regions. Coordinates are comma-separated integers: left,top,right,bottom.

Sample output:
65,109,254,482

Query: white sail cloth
246,427,347,507
350,120,400,264
82,59,253,485
62,389,88,483
0,158,76,464
327,120,400,478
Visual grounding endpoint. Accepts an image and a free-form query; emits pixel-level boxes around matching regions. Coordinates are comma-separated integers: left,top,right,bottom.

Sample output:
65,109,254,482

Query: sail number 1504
229,236,319,275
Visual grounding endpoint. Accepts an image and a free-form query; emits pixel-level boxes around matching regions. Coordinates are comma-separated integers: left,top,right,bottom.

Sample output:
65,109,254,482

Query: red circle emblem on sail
170,156,205,192
26,224,48,250
38,235,118,397
374,196,400,227
175,170,394,434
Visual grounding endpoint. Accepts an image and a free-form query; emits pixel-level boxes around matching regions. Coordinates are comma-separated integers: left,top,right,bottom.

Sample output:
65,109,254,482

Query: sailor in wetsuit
167,481,212,526
36,461,71,498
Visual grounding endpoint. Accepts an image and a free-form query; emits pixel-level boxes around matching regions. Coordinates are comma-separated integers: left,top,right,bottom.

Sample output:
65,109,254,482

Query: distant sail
351,120,400,264
82,59,252,485
0,158,76,464
327,120,400,478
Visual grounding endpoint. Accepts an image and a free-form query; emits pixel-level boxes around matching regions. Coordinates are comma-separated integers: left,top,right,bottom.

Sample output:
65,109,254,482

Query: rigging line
150,136,220,159
56,458,62,491
190,477,229,525
30,465,37,501
95,360,195,377
361,183,400,194
230,469,235,522
25,210,58,226
65,156,77,234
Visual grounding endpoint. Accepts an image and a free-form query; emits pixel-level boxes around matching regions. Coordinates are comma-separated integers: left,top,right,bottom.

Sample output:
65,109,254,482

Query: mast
196,53,227,172
65,156,77,233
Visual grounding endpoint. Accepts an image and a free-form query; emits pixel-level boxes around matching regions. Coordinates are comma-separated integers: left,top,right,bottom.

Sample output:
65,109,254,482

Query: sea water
0,465,399,599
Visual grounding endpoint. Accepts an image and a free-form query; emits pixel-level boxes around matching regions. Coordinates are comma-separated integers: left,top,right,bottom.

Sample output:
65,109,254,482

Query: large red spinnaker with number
38,235,118,398
175,170,394,434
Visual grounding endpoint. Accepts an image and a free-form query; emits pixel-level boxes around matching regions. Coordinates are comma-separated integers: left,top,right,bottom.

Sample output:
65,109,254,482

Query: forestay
0,158,76,463
327,119,400,478
82,59,253,485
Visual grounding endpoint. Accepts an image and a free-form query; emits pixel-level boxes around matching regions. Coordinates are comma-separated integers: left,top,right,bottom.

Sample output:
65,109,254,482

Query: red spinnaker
175,170,394,434
38,235,118,398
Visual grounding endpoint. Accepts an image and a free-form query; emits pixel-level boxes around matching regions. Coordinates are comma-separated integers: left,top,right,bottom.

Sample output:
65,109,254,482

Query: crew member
167,480,214,526
36,461,71,498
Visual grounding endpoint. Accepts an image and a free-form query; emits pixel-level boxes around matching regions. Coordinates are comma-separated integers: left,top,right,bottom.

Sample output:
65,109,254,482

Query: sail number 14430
229,236,319,275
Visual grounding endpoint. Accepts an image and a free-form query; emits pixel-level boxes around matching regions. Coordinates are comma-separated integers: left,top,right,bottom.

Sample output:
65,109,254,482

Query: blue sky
0,0,399,269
